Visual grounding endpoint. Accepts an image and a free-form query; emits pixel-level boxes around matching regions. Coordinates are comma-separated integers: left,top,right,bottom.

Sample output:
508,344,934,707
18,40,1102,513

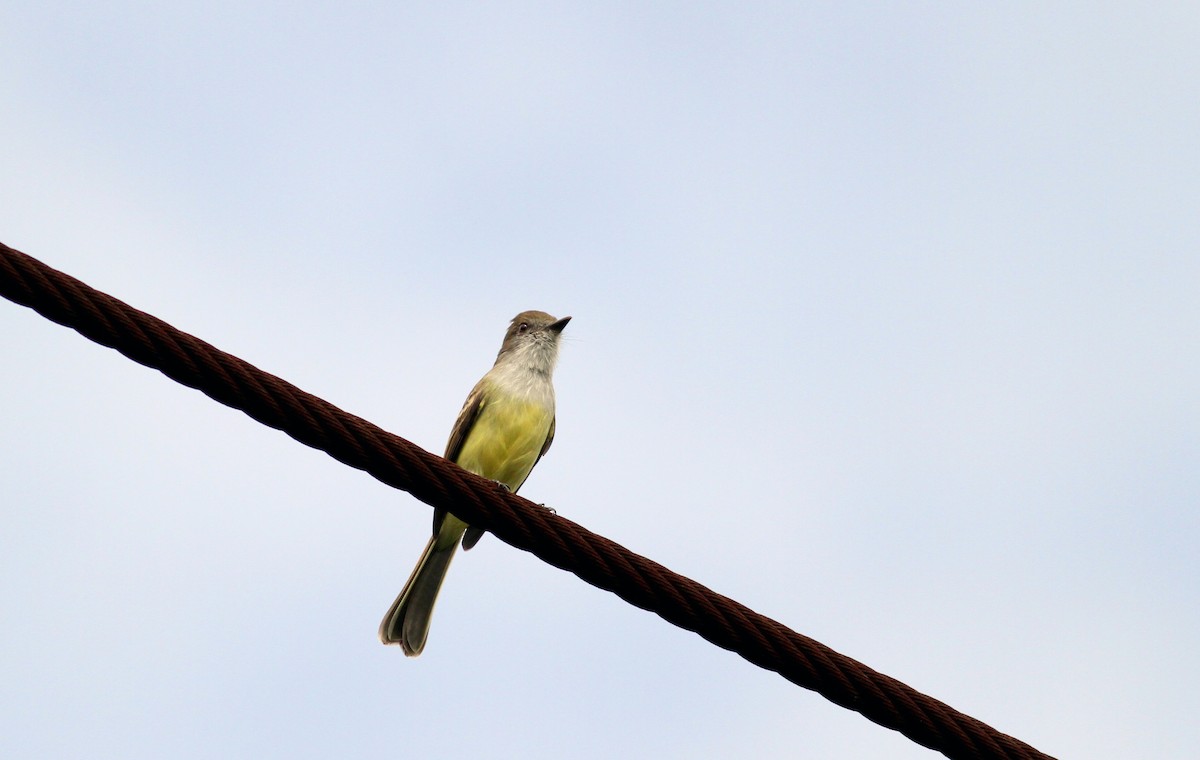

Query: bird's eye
517,322,529,333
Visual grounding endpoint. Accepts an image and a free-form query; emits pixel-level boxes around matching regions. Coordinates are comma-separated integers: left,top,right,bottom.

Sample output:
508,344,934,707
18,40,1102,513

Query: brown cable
0,241,1055,759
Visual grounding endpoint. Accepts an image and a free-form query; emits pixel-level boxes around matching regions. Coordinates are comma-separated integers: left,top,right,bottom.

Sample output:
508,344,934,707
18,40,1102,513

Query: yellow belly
455,396,552,491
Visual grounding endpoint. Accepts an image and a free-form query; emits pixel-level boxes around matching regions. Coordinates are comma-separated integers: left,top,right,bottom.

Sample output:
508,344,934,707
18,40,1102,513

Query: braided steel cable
0,241,1054,760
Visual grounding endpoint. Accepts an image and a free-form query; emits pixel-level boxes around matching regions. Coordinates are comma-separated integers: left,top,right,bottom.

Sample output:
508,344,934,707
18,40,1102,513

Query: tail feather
378,535,459,656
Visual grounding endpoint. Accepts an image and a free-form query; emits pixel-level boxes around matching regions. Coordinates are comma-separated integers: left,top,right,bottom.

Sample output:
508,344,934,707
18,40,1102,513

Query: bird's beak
547,316,571,334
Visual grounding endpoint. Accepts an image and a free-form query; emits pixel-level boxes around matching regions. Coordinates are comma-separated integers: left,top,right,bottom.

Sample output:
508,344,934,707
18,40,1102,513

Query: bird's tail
378,534,459,656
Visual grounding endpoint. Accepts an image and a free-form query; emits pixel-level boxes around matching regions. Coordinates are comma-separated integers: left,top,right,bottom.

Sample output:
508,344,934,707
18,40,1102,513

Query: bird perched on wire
378,310,571,656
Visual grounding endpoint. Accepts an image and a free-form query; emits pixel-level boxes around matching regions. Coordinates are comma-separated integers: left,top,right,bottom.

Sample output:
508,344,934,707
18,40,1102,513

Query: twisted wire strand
0,242,1054,760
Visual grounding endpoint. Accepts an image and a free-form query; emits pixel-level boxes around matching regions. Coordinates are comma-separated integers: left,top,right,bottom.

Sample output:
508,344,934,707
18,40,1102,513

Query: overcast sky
2,4,1198,759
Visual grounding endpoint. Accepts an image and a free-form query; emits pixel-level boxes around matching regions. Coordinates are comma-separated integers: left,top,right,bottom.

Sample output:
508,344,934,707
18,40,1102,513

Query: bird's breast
455,394,553,490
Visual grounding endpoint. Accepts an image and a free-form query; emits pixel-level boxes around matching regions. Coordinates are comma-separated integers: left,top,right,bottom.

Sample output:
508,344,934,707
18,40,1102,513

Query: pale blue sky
2,4,1198,758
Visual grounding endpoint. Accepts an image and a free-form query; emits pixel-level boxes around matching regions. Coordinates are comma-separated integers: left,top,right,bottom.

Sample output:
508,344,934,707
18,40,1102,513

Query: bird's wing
445,380,487,463
433,380,486,536
538,415,556,461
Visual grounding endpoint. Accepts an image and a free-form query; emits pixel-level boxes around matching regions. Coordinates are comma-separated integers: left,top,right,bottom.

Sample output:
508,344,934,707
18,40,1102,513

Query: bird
378,310,570,655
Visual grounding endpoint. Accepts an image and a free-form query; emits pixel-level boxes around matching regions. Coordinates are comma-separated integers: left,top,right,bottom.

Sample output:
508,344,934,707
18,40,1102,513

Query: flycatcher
378,310,570,655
